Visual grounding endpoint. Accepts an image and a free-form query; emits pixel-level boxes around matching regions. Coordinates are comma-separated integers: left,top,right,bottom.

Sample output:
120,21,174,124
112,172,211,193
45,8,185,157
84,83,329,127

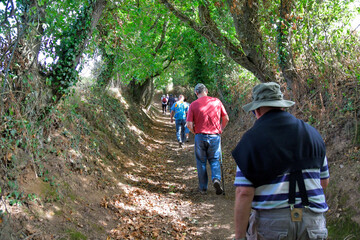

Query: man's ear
254,109,261,118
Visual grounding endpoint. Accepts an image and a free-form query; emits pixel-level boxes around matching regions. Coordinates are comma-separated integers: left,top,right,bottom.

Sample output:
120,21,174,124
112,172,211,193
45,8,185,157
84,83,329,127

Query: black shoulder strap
288,171,309,207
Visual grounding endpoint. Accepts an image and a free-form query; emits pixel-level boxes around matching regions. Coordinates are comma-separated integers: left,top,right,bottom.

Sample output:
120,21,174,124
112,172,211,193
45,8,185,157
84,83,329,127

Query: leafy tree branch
160,0,274,82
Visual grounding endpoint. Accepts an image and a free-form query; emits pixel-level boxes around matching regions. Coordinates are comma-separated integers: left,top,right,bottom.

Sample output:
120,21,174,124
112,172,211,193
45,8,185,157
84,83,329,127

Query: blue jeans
175,119,186,143
194,134,222,190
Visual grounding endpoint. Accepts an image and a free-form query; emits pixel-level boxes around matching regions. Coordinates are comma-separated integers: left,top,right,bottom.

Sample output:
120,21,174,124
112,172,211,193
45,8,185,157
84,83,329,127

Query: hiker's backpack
162,97,167,103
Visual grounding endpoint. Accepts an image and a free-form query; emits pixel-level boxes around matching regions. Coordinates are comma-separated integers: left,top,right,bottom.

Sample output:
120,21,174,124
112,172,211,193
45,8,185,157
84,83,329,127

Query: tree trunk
278,0,298,91
145,78,155,111
129,77,152,104
160,0,275,83
225,0,274,82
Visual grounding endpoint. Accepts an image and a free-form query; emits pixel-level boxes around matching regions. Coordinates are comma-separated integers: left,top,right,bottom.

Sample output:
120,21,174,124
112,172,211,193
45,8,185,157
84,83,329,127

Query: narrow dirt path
150,101,236,239
106,100,236,239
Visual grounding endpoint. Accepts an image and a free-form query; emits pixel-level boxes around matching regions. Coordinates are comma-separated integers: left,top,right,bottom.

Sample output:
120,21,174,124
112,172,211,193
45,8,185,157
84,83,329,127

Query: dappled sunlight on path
105,97,235,239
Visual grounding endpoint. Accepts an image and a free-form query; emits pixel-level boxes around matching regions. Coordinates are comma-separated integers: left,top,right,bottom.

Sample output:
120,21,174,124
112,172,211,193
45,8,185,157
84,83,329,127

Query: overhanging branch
160,0,273,82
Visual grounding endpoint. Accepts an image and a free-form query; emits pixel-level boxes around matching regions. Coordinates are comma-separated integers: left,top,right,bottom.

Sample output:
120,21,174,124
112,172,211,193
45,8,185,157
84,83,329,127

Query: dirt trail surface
103,101,236,239
2,92,238,240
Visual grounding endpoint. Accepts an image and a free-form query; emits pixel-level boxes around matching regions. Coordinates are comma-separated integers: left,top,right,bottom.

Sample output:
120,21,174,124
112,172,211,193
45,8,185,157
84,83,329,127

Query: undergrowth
328,214,360,240
0,85,150,239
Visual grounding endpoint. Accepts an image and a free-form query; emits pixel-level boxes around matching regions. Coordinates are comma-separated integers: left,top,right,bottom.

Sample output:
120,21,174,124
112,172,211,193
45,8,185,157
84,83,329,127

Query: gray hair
194,83,207,94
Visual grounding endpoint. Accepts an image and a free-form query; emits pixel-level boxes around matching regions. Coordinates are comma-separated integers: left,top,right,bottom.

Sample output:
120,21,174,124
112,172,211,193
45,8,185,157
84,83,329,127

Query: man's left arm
221,115,229,131
219,101,229,132
186,105,195,134
320,156,330,190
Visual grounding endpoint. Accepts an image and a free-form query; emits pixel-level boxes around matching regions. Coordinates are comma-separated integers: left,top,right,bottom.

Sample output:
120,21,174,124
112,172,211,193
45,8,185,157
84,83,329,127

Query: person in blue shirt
170,95,189,148
183,98,191,142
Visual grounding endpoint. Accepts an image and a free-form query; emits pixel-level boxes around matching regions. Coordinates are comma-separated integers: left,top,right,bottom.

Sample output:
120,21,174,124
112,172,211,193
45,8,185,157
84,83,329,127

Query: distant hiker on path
184,98,191,142
232,82,330,240
186,83,229,195
167,94,176,113
161,95,168,114
170,95,189,148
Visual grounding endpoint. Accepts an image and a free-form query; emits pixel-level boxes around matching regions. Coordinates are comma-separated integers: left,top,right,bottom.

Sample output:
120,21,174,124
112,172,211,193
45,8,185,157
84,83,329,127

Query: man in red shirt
186,83,229,195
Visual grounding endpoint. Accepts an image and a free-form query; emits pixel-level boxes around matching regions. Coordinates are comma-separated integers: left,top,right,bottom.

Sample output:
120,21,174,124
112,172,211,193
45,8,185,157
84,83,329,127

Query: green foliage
40,178,61,203
328,213,360,239
93,0,203,91
59,87,138,166
0,109,49,181
186,48,211,87
6,181,23,206
61,94,93,152
42,0,90,41
47,1,93,97
292,0,359,76
1,0,97,103
66,229,87,240
27,193,38,202
96,1,162,82
180,35,239,95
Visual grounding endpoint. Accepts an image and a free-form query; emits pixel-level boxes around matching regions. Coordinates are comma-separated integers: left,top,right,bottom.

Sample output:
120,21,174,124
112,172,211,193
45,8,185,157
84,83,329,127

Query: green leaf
10,129,16,136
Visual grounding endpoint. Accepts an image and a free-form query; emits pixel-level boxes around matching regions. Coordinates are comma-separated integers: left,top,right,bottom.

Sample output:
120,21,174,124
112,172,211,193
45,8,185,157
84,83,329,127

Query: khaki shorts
247,208,328,240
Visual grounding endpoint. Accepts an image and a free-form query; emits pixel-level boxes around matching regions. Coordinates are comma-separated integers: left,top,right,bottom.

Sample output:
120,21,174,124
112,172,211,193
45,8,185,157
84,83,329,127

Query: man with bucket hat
232,82,330,240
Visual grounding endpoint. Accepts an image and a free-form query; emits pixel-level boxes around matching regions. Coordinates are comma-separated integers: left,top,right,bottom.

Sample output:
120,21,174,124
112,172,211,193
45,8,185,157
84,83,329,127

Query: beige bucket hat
242,82,295,112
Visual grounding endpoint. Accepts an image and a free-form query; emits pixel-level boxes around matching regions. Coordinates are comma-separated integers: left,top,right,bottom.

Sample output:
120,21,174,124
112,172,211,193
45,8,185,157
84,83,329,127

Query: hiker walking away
184,98,191,142
232,82,329,240
186,83,229,195
167,94,176,113
170,95,189,148
161,95,168,114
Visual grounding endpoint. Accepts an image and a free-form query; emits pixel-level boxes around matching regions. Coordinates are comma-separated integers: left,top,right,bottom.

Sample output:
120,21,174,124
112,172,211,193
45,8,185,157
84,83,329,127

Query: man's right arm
186,105,195,134
321,178,329,189
234,186,255,239
170,111,175,123
186,121,195,134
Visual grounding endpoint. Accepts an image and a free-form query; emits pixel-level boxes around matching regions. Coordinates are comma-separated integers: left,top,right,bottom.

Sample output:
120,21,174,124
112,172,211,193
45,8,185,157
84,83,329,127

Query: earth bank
0,86,359,239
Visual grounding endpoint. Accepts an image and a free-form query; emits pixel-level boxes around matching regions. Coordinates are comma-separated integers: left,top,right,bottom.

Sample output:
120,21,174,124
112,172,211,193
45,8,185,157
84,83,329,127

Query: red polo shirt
186,96,228,134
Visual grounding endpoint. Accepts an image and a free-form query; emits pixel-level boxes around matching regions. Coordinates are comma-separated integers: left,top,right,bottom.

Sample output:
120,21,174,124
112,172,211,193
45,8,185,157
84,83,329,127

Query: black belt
197,133,220,136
